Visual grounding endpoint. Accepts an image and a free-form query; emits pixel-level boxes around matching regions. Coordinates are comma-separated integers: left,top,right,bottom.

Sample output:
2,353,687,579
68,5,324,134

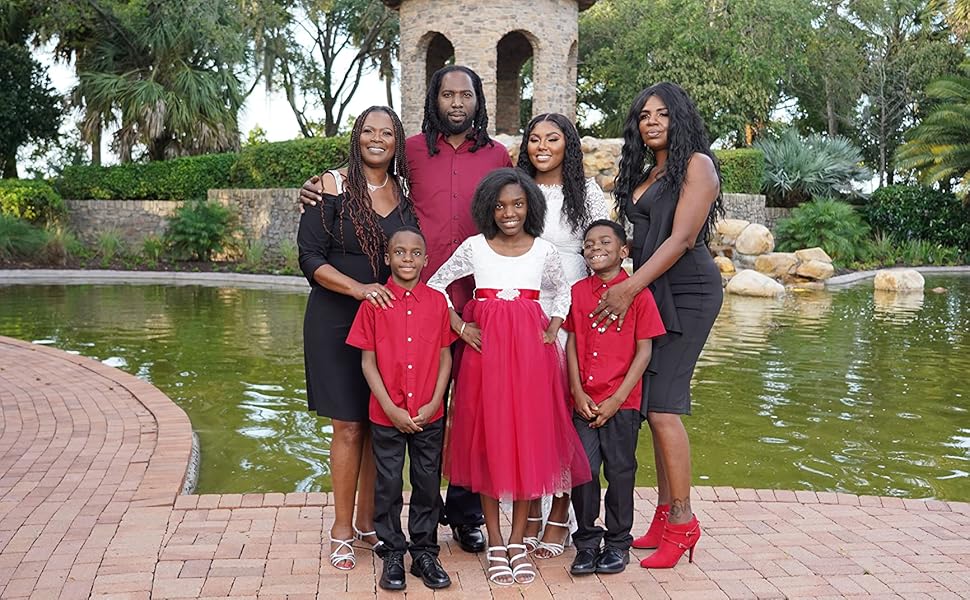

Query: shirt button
453,239,459,244
588,375,594,381
593,351,598,357
405,291,410,296
453,170,458,175
407,392,413,398
407,337,412,342
408,364,413,370
453,215,459,220
407,310,412,315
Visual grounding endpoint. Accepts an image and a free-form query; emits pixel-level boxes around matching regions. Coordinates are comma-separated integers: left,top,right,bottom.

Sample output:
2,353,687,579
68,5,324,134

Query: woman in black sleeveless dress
590,82,722,569
298,106,417,570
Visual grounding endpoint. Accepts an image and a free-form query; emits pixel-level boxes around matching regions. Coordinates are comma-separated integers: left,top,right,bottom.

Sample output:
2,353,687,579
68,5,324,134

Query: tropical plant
756,129,870,207
0,214,46,260
895,63,970,198
140,235,166,268
0,42,62,178
96,230,126,267
41,225,83,267
775,198,870,265
166,201,237,261
278,240,299,275
44,0,246,162
241,240,266,270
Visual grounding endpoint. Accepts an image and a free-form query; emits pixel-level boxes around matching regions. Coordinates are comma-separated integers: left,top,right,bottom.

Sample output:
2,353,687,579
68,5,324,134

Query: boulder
873,269,925,291
795,259,835,281
714,256,735,274
754,252,797,278
735,223,774,255
725,269,786,298
794,247,833,264
715,219,750,244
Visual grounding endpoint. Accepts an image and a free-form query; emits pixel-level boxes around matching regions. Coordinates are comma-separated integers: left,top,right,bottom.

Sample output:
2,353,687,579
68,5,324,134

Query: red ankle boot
631,504,669,549
639,515,701,569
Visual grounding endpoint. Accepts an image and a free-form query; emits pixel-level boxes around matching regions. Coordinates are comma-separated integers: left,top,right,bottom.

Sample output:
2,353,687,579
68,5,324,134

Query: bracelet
459,322,467,337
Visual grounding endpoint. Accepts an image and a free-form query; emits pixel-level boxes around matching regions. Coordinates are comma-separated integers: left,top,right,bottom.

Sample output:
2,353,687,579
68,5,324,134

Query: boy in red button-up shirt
347,227,457,590
562,219,666,576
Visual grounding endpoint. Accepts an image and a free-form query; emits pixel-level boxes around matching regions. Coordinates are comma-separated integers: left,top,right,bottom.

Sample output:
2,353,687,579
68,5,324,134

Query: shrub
140,235,166,268
865,185,970,253
278,240,299,275
0,214,46,259
715,148,765,194
96,230,126,267
42,225,83,266
755,128,870,207
775,198,870,265
57,153,237,201
0,179,66,224
166,200,237,261
229,137,349,188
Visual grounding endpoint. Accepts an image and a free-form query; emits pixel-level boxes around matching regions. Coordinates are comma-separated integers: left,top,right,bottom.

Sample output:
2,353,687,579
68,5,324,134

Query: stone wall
65,189,301,256
764,207,792,231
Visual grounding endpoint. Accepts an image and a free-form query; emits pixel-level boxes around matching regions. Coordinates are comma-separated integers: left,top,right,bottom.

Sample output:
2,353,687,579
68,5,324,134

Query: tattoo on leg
669,497,692,520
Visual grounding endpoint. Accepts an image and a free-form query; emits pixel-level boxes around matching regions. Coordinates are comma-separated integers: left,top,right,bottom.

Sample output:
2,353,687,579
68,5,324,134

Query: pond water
1,275,967,501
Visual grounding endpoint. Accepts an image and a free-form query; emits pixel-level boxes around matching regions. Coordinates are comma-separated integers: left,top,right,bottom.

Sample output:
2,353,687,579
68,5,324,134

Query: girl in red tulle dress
428,168,591,586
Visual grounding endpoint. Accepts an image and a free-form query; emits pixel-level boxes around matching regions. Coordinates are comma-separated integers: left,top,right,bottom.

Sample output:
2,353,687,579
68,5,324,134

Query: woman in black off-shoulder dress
298,106,417,571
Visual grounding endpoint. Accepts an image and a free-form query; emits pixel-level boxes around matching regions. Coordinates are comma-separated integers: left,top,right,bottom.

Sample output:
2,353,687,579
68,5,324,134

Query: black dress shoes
451,524,486,553
595,546,629,574
570,547,600,575
379,554,406,591
410,553,452,589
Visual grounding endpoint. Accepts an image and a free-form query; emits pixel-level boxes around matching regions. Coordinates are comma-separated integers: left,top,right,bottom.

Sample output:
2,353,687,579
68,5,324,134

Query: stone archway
495,30,536,135
424,32,455,88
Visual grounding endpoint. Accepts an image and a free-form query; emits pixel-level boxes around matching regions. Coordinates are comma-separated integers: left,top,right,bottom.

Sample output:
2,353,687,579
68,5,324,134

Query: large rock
795,259,835,281
715,219,750,245
873,269,925,291
714,256,735,274
725,269,786,298
735,223,775,255
795,247,833,264
754,252,797,278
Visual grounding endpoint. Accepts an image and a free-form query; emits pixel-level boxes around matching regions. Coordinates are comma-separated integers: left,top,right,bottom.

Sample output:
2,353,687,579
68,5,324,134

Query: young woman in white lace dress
516,113,612,559
427,168,591,586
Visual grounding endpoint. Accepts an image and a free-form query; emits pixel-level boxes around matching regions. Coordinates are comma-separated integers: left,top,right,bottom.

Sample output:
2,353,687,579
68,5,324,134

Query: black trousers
439,343,484,527
570,409,641,551
372,420,444,558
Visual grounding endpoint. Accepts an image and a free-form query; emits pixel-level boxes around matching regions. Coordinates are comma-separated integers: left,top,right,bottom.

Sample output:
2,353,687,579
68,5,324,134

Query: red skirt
445,291,592,501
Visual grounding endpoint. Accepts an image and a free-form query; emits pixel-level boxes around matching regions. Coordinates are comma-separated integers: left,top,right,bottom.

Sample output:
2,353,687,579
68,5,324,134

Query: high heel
639,516,701,569
631,504,669,549
523,516,543,553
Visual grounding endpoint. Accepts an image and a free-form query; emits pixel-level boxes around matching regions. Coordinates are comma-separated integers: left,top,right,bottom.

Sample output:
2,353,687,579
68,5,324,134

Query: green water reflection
1,276,967,500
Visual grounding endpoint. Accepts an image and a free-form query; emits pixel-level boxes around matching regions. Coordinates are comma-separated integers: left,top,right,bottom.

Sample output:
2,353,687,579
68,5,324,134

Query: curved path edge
0,269,308,291
827,265,970,287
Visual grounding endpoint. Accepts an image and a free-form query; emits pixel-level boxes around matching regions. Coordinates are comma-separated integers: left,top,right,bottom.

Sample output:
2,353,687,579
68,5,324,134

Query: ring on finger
609,313,619,321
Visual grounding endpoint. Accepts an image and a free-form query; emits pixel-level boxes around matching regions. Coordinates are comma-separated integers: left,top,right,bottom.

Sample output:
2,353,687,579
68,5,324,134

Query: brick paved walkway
1,335,969,599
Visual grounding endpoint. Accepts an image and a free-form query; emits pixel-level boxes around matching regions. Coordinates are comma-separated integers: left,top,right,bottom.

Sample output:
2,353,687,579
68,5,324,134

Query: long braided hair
322,106,417,278
613,82,723,241
516,113,590,234
422,65,492,156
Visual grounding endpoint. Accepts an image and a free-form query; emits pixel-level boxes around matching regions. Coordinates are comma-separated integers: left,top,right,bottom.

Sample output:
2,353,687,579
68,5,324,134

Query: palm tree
48,0,245,162
896,63,970,200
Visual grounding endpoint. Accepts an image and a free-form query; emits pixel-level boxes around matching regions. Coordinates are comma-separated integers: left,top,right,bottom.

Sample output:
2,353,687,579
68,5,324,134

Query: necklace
366,174,389,192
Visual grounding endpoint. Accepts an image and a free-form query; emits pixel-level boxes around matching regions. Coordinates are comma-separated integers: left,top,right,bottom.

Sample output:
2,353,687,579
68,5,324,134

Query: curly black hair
583,218,626,243
613,82,723,240
388,225,426,248
422,65,492,156
471,168,546,239
516,113,590,234
323,106,418,278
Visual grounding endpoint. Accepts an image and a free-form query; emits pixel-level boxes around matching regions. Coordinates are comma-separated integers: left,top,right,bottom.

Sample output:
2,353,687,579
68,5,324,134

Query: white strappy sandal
487,545,513,586
353,526,381,551
524,516,543,553
508,543,536,584
329,537,356,570
535,520,569,559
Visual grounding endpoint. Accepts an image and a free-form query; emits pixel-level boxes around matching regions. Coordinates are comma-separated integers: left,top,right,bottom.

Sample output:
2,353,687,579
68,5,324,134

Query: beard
440,112,474,135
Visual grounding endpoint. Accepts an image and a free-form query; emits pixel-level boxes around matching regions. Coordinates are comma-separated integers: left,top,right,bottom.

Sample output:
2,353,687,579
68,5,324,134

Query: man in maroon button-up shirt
300,65,510,554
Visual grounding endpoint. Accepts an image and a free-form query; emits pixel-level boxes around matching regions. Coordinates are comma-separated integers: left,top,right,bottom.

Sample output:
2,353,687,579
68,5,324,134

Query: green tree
251,0,399,137
895,63,970,198
578,0,815,144
0,42,61,178
43,0,247,162
852,0,964,185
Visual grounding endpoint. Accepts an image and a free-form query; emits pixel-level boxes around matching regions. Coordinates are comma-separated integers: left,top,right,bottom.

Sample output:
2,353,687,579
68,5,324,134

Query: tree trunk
1,152,18,179
91,124,102,166
825,79,837,136
385,74,393,109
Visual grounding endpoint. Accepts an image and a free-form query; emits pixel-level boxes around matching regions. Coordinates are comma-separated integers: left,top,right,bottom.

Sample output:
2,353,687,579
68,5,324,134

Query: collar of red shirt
589,269,630,298
434,132,480,154
385,278,426,302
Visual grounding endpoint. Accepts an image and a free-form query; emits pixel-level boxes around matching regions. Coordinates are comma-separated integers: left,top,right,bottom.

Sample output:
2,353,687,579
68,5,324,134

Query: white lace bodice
538,178,611,314
427,234,571,319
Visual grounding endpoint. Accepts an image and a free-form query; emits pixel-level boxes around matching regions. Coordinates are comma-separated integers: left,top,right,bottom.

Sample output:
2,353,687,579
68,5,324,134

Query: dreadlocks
516,113,590,234
321,106,418,278
422,65,492,156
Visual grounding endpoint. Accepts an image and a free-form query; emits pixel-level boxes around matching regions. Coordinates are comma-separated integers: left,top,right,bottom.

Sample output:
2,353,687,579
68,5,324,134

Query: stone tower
381,0,598,136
